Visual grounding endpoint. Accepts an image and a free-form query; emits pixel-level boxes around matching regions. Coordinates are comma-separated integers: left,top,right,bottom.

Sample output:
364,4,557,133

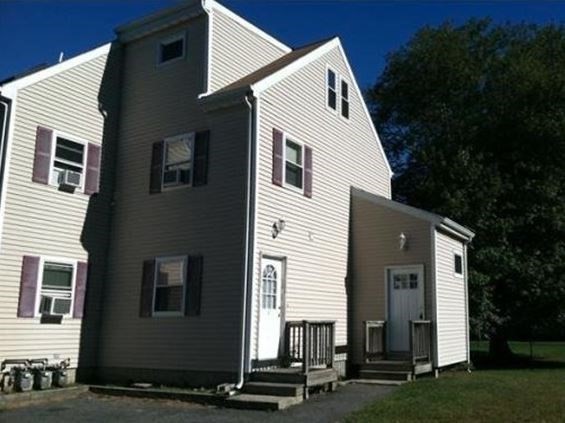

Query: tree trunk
489,332,512,360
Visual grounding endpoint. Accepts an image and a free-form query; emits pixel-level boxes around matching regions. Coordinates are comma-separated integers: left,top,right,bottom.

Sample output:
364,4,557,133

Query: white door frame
384,264,425,352
256,255,286,361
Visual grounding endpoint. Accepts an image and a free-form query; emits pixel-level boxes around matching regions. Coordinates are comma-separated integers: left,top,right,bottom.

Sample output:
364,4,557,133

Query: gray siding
435,230,468,366
209,8,287,91
0,50,118,370
350,195,433,364
251,46,391,360
98,15,250,375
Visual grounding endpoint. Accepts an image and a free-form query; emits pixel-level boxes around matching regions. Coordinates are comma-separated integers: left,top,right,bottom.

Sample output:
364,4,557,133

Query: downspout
237,92,257,389
463,241,471,371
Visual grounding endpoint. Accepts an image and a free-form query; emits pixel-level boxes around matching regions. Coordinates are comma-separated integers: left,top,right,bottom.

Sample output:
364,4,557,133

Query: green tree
368,19,565,357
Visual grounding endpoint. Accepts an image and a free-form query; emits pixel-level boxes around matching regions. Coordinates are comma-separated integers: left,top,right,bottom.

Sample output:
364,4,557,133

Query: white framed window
283,136,304,190
261,264,277,309
153,256,187,316
326,67,338,112
454,252,463,277
162,133,194,189
49,132,87,188
157,33,186,65
37,258,76,316
340,78,350,119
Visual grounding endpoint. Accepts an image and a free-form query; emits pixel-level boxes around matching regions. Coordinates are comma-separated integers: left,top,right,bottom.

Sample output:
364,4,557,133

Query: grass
347,342,565,423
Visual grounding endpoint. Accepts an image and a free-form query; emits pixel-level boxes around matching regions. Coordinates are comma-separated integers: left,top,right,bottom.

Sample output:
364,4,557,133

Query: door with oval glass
387,265,425,352
258,257,284,360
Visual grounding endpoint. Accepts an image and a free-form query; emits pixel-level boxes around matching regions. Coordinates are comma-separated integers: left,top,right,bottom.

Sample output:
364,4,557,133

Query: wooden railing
285,321,335,374
410,320,431,365
364,320,387,362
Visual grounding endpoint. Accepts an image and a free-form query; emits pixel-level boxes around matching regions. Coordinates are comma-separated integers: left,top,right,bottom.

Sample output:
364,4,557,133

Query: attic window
326,68,337,111
158,34,185,65
454,253,463,277
341,79,350,119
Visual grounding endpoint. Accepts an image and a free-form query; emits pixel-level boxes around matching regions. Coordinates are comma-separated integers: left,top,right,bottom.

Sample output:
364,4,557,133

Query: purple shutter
185,256,203,316
32,126,53,184
84,143,101,195
140,260,156,317
272,129,284,186
18,256,40,317
304,146,313,198
193,130,210,186
73,261,88,318
149,141,164,194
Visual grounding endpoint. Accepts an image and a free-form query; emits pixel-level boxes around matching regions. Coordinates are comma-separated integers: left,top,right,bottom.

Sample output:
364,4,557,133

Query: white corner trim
0,95,17,254
205,0,291,53
252,38,339,94
335,42,393,178
1,43,112,98
431,226,440,368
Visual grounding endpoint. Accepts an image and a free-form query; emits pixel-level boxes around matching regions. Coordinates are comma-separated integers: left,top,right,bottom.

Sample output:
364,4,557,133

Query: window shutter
185,255,203,316
140,260,156,317
18,255,40,317
84,143,101,195
304,146,313,198
149,141,164,194
193,130,210,186
32,126,53,184
73,261,88,318
272,128,284,186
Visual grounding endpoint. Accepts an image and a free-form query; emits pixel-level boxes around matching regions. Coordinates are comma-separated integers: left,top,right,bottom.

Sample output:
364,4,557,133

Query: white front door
258,257,283,360
388,266,425,352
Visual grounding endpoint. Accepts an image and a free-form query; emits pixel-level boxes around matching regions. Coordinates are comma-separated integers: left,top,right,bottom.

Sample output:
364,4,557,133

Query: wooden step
250,370,305,384
226,393,303,411
242,382,304,397
359,370,412,381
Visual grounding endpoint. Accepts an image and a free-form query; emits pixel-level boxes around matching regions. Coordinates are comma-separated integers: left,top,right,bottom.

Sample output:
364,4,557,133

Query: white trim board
0,43,112,98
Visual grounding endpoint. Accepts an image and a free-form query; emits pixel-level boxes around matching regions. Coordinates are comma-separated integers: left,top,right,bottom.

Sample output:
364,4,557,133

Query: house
0,0,474,396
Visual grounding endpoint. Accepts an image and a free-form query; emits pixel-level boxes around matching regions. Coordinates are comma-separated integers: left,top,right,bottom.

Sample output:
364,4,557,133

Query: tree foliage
368,19,565,347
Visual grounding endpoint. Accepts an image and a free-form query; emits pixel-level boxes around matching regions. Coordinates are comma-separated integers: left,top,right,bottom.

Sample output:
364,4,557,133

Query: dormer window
158,33,185,65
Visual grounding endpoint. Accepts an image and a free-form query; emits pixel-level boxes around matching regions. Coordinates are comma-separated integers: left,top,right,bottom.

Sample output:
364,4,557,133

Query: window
154,256,187,315
50,136,85,186
158,34,185,65
39,261,74,316
326,68,337,111
163,134,194,188
341,79,350,119
284,138,303,189
454,253,463,277
261,264,277,309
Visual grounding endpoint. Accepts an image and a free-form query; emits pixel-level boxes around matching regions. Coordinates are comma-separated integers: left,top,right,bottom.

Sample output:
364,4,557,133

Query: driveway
0,383,395,423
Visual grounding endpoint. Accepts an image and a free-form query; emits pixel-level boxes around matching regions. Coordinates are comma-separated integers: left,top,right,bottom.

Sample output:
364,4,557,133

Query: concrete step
359,370,412,381
361,361,413,372
226,393,303,411
242,382,303,397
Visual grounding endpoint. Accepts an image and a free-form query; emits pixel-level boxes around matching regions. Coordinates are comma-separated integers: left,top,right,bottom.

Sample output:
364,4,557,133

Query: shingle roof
214,37,334,95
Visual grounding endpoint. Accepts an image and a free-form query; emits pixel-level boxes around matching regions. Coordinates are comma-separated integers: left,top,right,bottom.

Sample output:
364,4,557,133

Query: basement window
158,33,185,65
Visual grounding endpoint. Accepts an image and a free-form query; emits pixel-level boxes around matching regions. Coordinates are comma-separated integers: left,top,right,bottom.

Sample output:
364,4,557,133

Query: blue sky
0,1,562,88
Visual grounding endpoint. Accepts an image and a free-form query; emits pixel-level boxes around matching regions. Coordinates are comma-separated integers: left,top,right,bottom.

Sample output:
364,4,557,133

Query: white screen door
258,257,283,360
388,266,425,352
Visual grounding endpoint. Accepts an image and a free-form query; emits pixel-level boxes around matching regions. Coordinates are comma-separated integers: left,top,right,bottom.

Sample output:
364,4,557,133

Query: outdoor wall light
272,219,286,239
399,232,409,250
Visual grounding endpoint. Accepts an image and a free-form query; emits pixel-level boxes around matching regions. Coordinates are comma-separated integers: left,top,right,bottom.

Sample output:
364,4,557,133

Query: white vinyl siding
0,52,114,370
435,230,468,367
251,46,391,359
209,8,287,91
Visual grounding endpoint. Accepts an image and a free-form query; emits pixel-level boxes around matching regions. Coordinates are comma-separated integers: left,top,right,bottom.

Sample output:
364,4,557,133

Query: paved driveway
0,383,395,423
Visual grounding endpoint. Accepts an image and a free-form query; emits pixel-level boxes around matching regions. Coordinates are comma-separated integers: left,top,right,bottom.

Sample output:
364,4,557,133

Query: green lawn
347,342,565,423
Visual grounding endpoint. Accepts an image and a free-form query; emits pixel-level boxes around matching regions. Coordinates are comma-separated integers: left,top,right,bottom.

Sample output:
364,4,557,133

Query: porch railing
364,320,386,362
285,321,335,374
409,320,431,365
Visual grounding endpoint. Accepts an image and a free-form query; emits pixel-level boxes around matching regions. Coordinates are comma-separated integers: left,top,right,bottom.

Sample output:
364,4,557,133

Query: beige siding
435,230,468,366
251,46,391,359
350,195,433,364
98,16,250,374
209,8,287,91
0,50,119,369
